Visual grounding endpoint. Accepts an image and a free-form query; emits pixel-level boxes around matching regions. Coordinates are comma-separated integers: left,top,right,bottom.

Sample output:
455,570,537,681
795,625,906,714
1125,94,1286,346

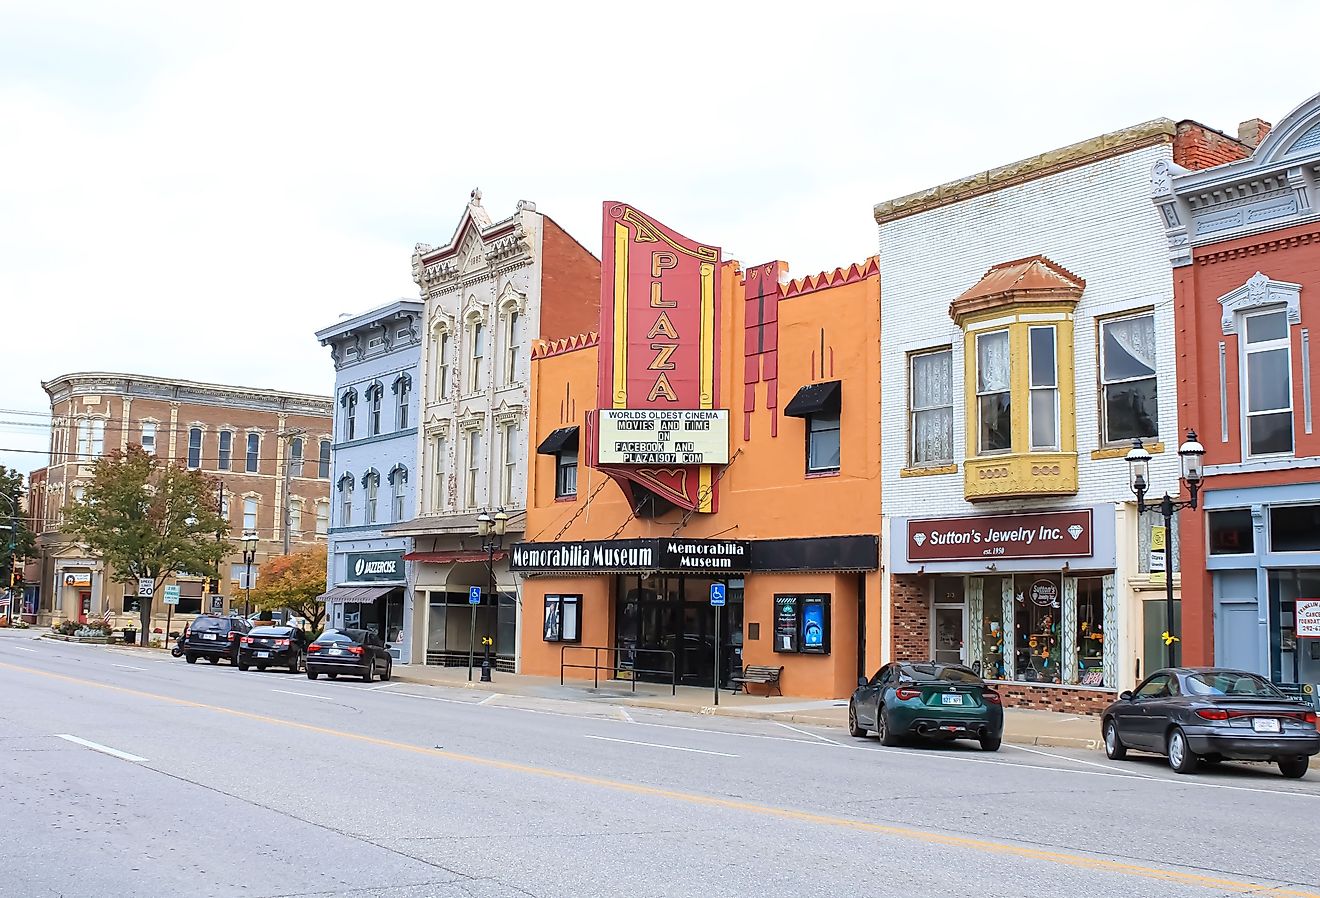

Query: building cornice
41,372,332,415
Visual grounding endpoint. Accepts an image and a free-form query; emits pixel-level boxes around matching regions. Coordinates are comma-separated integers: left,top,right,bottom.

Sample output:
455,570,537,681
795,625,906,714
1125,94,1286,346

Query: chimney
1237,118,1272,149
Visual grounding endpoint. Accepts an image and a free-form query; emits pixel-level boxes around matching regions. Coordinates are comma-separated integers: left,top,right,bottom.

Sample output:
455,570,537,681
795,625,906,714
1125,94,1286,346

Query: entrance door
616,575,737,688
933,605,965,665
1217,601,1260,673
78,591,91,624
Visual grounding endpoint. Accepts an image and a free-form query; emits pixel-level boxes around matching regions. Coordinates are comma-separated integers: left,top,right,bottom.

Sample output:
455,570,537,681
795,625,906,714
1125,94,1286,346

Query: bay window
976,330,1011,454
1028,326,1059,450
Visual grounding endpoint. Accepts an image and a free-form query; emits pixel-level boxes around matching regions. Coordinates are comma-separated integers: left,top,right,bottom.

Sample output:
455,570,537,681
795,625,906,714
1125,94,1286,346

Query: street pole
1161,494,1176,669
483,540,496,683
468,597,476,682
713,603,720,707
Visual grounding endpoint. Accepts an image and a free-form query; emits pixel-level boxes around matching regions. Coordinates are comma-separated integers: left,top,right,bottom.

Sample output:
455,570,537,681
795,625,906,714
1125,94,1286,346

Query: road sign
469,586,482,605
710,583,726,607
137,578,155,598
162,585,180,606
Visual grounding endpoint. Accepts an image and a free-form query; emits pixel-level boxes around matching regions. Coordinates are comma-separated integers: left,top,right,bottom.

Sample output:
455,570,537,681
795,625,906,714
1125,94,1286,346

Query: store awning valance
317,586,397,605
783,380,841,418
536,426,579,455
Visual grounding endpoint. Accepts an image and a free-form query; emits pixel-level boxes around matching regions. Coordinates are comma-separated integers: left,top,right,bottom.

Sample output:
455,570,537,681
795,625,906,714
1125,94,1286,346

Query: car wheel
289,653,301,674
1278,755,1309,779
306,671,318,681
877,706,901,747
1103,718,1127,761
185,654,197,664
257,664,267,671
363,662,374,684
328,673,338,680
979,733,1002,752
207,656,220,665
1167,727,1199,774
238,662,249,671
847,702,867,738
382,660,392,682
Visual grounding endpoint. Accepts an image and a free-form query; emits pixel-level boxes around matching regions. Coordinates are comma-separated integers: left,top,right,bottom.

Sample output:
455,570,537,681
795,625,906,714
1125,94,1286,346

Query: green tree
249,543,327,633
64,447,231,644
1,466,37,619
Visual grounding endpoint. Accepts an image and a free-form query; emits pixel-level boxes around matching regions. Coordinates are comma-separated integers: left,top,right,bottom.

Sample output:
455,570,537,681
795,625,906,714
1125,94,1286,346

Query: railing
560,645,676,695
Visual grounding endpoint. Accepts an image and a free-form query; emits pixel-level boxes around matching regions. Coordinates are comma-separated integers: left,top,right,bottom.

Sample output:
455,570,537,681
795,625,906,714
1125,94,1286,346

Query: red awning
403,549,508,564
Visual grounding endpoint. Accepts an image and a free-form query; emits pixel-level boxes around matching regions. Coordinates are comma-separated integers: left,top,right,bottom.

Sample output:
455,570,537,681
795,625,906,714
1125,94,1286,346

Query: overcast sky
3,0,1317,478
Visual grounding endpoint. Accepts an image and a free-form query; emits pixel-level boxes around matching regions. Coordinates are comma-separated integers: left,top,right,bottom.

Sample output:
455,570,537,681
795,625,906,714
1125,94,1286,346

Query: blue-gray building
316,300,424,663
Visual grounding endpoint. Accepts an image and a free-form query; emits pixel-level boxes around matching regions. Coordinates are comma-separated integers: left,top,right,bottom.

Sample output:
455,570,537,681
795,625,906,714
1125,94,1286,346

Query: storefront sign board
597,409,729,465
1150,525,1166,584
511,538,751,573
774,596,799,653
1298,600,1320,638
906,509,1093,562
347,551,405,583
63,572,92,588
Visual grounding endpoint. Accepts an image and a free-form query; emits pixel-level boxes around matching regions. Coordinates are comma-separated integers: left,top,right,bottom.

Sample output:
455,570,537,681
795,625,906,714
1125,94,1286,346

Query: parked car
1102,667,1319,778
238,626,309,673
181,615,251,665
849,661,1004,751
305,628,392,683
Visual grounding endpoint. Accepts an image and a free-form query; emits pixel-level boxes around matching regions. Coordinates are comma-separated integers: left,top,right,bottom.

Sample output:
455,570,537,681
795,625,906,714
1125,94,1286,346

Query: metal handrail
560,644,677,695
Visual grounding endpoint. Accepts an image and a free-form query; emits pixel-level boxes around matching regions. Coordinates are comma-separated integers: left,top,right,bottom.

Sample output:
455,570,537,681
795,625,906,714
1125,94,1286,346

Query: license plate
328,648,344,656
256,651,269,658
203,633,217,641
1252,718,1281,733
941,694,963,705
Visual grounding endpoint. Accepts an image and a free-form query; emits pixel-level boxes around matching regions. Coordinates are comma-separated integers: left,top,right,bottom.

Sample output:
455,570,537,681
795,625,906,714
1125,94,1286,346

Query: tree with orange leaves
250,543,328,633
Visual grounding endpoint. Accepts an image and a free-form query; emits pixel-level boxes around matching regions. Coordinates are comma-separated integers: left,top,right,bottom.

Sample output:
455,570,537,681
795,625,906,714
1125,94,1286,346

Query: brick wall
1174,121,1252,171
890,574,929,661
539,215,601,341
994,682,1116,716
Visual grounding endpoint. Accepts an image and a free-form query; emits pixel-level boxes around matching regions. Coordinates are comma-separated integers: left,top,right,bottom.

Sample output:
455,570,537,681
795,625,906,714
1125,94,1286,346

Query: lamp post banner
906,509,1094,562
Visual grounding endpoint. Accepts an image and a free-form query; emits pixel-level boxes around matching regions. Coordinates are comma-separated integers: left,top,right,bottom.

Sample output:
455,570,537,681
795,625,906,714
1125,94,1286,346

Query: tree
64,447,231,644
1,466,37,622
249,543,327,633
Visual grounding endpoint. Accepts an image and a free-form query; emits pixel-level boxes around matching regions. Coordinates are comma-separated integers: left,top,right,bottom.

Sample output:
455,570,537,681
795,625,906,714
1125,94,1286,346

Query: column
967,577,984,673
1062,577,1078,685
1000,577,1015,681
1102,574,1119,688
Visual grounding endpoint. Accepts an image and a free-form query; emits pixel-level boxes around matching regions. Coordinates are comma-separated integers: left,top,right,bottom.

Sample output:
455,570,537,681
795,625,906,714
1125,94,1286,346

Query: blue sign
710,583,726,607
802,602,825,650
468,586,482,605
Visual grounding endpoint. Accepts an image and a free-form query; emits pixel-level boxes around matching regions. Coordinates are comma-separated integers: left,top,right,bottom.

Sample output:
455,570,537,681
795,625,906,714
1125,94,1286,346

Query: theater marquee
597,409,730,465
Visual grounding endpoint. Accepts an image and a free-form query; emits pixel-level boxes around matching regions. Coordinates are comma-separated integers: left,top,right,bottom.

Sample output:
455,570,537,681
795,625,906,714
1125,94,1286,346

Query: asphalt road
2,628,1318,898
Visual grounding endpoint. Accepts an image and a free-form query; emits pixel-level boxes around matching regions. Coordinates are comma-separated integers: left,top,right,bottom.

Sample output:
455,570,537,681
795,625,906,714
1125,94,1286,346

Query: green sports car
849,661,1005,751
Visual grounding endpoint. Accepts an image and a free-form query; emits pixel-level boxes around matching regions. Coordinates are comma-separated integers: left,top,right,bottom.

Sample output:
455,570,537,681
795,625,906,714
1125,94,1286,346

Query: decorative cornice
778,257,879,299
1196,227,1320,266
1217,272,1302,334
531,332,600,360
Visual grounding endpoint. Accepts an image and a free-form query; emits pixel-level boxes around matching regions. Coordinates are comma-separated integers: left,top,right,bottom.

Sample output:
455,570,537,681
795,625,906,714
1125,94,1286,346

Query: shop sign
1149,525,1166,584
510,538,751,573
773,596,799,653
347,551,404,582
906,509,1093,562
1298,600,1320,638
1029,580,1059,608
63,572,92,588
597,409,729,465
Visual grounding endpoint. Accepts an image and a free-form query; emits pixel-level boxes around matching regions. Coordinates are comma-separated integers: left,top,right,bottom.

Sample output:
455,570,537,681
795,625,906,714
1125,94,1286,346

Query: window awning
536,426,579,455
317,586,398,605
784,380,841,418
403,549,508,564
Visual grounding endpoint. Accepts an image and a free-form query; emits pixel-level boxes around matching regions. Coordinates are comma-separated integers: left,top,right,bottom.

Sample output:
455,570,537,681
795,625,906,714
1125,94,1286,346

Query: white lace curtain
912,351,953,464
1104,315,1156,377
977,332,1011,393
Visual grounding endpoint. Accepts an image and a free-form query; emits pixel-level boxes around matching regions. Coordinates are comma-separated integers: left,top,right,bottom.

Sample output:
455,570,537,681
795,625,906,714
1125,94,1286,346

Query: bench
730,665,784,697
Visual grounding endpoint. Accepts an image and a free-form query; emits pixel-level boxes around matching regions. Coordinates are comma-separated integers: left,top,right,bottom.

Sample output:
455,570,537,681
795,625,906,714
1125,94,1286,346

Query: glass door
932,576,966,665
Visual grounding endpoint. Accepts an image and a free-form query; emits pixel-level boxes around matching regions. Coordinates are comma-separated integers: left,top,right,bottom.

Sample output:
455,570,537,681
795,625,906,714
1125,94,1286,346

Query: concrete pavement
2,627,1318,898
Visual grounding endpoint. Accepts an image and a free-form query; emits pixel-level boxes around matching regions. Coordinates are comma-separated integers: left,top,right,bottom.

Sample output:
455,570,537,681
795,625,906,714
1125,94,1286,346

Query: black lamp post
472,509,508,682
1126,430,1206,668
241,531,258,618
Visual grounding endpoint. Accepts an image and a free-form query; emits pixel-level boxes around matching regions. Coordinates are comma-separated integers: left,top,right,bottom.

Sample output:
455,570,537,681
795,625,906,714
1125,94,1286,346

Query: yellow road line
4,660,1317,898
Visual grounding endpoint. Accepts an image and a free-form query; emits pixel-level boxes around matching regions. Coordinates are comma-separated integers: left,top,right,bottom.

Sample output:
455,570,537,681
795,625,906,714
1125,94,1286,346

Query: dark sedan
238,626,308,673
1102,667,1319,778
181,614,250,665
305,628,393,683
849,661,1004,751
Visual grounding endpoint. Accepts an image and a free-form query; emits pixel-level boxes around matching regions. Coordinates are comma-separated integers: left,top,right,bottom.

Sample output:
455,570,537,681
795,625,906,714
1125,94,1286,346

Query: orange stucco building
515,203,881,699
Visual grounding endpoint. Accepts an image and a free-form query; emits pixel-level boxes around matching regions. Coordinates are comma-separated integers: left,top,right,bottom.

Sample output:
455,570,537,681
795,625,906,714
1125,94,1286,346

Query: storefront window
615,574,742,688
1268,569,1320,685
1270,504,1320,553
1209,509,1254,555
980,576,1007,680
1076,577,1105,686
1014,574,1061,684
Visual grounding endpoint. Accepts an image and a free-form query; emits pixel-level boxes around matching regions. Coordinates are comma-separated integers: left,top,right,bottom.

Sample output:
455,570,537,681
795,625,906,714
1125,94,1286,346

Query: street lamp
1126,430,1206,668
471,509,509,682
241,531,259,618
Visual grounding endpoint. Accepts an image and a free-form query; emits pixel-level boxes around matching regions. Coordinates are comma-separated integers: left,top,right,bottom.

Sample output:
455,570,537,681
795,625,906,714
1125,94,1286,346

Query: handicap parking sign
468,586,482,605
710,583,726,607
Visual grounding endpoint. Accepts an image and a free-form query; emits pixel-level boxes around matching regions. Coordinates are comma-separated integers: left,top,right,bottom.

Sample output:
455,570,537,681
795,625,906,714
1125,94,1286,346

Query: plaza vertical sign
593,203,726,512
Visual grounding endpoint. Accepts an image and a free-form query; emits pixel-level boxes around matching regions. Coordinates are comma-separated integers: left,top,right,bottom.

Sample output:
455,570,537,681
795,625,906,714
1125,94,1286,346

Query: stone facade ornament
1218,272,1303,334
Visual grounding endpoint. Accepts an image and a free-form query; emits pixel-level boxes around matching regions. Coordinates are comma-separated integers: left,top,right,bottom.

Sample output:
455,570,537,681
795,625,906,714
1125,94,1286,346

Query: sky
2,0,1318,479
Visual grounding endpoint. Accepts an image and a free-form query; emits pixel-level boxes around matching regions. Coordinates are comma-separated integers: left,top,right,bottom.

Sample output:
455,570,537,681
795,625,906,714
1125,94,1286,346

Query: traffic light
7,567,18,588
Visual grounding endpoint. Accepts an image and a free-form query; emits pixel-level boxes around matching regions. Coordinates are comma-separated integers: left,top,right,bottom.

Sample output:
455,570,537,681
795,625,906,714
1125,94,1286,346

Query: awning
536,426,579,455
317,586,398,605
783,380,841,418
403,549,508,564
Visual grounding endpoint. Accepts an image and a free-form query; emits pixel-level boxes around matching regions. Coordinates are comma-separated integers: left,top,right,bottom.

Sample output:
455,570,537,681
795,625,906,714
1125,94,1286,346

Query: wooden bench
730,665,784,697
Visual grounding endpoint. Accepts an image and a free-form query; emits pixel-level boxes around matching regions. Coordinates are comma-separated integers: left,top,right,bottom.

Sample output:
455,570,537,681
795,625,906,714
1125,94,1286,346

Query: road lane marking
10,646,39,653
113,664,149,672
478,693,502,706
584,735,738,758
5,660,1320,898
1007,743,1158,777
54,734,148,763
367,683,395,691
775,722,841,746
271,689,336,702
618,707,634,723
372,689,481,707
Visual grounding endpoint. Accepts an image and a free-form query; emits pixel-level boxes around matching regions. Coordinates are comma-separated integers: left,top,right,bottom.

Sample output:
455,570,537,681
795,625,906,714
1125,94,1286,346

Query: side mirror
385,643,392,650
858,676,868,688
1119,690,1134,701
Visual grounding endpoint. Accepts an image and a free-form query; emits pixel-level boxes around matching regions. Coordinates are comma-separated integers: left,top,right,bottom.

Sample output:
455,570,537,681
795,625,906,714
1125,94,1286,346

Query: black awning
783,380,841,418
536,426,579,455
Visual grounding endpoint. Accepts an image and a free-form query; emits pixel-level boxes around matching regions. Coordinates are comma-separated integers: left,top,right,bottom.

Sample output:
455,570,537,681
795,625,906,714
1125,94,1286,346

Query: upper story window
289,437,304,477
338,474,354,526
187,427,203,469
1242,309,1293,457
363,470,380,524
909,348,953,467
246,432,260,473
140,423,157,455
90,419,104,457
556,448,578,499
318,439,331,479
1099,313,1158,445
390,465,408,521
1028,326,1059,451
341,389,358,441
466,430,482,508
501,421,518,506
315,500,329,536
288,498,303,536
243,497,258,532
807,413,841,473
435,331,451,400
431,435,447,512
218,431,233,471
395,375,411,430
367,383,383,436
469,322,485,393
505,311,521,385
975,330,1012,455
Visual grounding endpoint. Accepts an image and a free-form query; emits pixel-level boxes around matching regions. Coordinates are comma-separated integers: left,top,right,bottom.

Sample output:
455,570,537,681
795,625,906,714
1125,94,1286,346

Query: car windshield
315,629,366,645
189,617,230,633
1184,672,1285,698
250,626,293,637
900,663,982,685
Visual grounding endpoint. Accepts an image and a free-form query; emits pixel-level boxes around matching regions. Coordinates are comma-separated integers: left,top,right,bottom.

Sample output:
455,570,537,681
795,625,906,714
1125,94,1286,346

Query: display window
1076,577,1106,686
1013,574,1062,684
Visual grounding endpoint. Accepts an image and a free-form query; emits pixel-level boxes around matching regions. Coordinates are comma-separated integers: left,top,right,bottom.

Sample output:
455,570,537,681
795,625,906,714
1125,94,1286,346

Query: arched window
434,329,452,400
363,469,380,524
389,464,408,521
394,374,412,430
218,430,233,470
315,500,329,536
187,427,203,469
318,439,331,478
243,497,258,532
289,437,304,477
246,432,261,473
468,319,485,393
90,419,104,457
338,474,355,526
505,309,521,384
341,389,358,441
288,498,303,536
367,383,384,436
140,422,157,455
76,419,91,458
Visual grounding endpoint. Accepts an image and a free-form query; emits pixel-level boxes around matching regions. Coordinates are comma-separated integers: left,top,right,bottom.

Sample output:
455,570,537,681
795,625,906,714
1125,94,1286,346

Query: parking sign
710,583,726,607
162,585,180,606
469,586,482,605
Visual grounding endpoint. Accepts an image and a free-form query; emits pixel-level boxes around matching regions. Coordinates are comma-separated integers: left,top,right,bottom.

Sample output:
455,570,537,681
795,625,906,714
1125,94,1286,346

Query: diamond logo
912,533,927,547
1067,525,1084,539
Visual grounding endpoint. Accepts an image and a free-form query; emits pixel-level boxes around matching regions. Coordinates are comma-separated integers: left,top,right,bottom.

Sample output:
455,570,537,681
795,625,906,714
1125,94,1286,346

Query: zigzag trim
531,331,600,360
779,256,879,299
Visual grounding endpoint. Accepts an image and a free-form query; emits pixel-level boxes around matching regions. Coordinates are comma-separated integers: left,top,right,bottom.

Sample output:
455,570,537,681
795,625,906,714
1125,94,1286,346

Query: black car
305,628,392,682
238,626,309,673
1102,667,1319,778
849,661,1005,751
181,615,251,665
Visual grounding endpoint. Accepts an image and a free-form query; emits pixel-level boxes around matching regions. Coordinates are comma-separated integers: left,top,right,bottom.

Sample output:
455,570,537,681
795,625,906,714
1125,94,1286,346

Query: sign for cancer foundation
593,203,727,512
907,509,1094,562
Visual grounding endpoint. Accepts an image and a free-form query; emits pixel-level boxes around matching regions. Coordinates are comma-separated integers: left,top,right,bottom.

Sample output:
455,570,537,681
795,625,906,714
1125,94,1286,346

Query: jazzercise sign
597,409,729,465
907,510,1093,562
347,551,404,582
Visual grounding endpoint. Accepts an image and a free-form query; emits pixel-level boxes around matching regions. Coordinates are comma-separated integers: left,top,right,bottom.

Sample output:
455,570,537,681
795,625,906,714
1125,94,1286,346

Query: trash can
122,627,137,645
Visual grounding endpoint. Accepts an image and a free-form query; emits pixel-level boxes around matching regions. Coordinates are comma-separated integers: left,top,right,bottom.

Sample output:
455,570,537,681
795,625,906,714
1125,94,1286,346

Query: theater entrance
615,574,744,688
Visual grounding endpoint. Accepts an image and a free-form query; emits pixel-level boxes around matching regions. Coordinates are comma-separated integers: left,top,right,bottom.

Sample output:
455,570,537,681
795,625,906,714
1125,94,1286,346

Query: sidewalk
391,665,1103,751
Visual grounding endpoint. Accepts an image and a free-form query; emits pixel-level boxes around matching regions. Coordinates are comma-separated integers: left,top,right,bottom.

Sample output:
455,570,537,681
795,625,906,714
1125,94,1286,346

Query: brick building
28,372,333,632
1158,91,1320,689
875,118,1251,712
